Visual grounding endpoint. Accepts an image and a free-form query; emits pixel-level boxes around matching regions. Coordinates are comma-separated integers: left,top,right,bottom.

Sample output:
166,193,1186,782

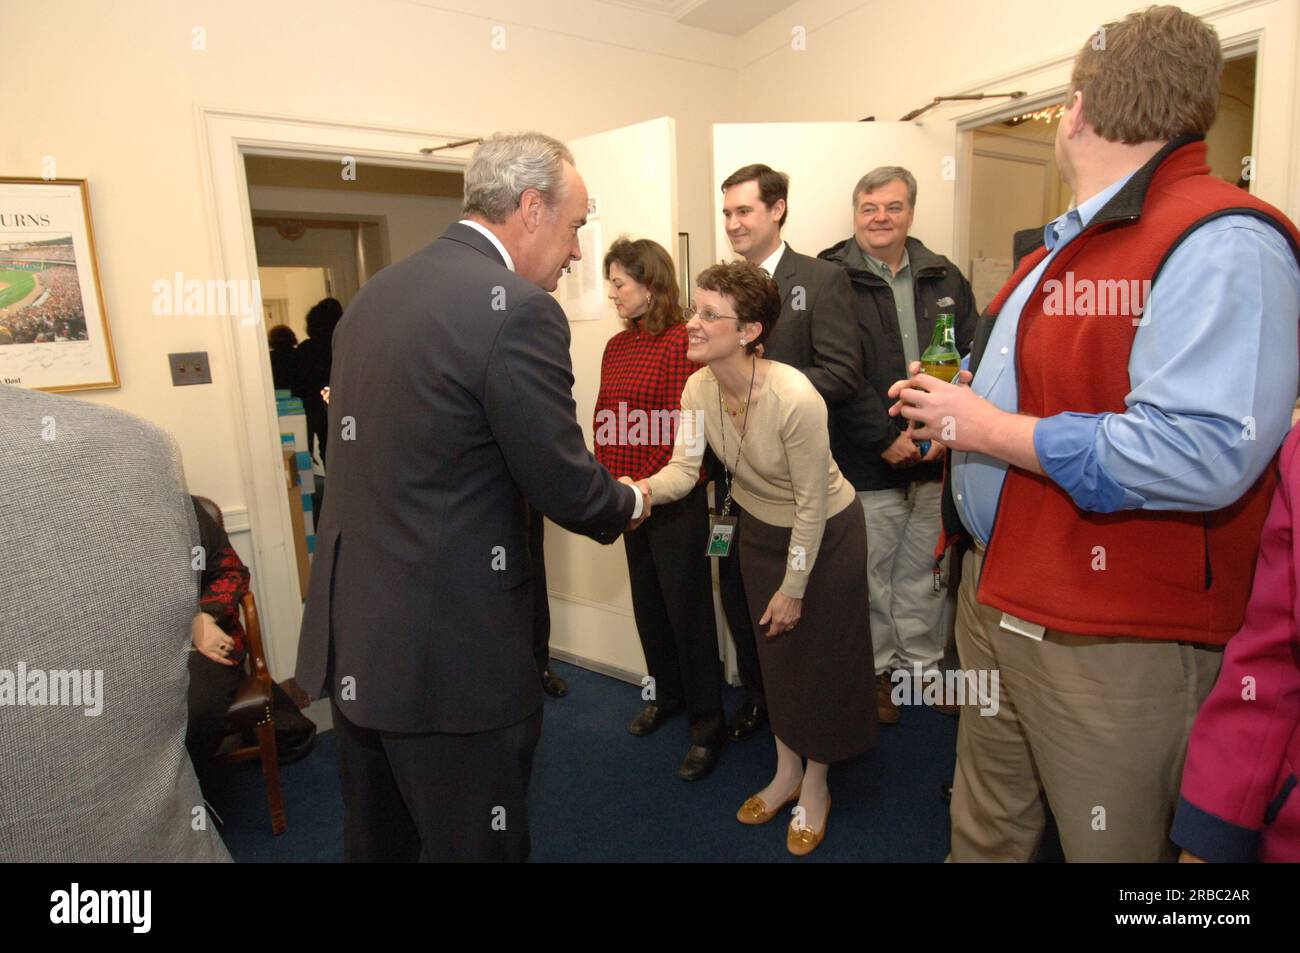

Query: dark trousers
332,697,543,862
185,651,243,795
528,506,551,676
623,482,724,745
715,497,766,711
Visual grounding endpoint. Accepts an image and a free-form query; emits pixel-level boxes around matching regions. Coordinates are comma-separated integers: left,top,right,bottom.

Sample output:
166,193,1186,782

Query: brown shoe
875,672,901,725
787,794,831,857
737,783,801,825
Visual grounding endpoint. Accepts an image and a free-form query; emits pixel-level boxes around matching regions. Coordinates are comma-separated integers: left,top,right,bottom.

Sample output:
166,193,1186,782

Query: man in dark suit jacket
296,132,645,863
713,164,861,742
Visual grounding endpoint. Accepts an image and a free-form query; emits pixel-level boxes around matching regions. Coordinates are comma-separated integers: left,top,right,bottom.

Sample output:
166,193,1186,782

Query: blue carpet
217,660,958,862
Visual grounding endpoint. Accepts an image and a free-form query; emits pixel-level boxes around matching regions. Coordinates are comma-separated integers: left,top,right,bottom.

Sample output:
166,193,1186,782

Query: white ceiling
598,0,798,36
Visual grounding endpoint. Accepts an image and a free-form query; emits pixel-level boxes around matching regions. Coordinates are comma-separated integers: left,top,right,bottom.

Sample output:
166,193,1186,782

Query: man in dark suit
714,164,861,741
527,506,568,697
296,132,646,862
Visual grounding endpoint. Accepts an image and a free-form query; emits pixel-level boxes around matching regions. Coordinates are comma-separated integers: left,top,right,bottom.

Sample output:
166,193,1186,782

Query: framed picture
0,178,118,391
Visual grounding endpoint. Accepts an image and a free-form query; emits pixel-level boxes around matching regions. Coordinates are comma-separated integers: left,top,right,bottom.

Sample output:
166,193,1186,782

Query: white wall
0,0,746,672
0,0,743,520
5,0,1297,681
249,185,464,269
734,0,1299,221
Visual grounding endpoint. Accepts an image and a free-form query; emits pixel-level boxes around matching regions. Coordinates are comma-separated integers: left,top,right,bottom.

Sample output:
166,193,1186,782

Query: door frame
946,0,1292,278
194,105,475,676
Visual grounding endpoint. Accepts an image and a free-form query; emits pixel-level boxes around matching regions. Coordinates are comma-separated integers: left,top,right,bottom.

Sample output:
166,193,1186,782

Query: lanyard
717,358,757,516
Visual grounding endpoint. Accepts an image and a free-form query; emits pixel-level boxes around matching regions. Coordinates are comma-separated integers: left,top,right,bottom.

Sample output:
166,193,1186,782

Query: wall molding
220,505,251,535
195,105,478,678
549,647,645,687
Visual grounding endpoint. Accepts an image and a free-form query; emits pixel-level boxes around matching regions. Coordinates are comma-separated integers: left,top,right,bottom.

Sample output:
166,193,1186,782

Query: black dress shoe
540,669,568,698
678,743,724,781
627,702,681,736
727,701,768,741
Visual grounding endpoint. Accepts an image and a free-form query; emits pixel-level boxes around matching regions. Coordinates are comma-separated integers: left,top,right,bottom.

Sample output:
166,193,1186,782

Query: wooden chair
194,496,287,835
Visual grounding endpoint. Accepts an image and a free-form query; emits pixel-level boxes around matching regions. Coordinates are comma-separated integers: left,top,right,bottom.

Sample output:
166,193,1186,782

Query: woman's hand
192,612,238,666
759,592,802,638
1178,849,1208,863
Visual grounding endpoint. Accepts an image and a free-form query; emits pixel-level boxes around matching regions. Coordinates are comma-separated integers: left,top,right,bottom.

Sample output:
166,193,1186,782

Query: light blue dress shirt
952,175,1300,546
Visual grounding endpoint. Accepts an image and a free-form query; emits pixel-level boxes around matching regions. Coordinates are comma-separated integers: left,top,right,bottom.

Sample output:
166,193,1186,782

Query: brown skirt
740,501,875,763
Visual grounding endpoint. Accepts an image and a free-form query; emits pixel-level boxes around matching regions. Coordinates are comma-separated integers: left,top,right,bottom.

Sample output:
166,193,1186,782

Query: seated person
187,496,251,798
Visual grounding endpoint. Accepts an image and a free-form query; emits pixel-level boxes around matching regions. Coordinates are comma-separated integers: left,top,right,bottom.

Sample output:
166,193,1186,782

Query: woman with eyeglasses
594,237,727,782
639,259,873,855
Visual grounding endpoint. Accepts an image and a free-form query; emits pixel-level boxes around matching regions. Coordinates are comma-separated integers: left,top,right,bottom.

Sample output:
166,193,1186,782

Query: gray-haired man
819,166,977,724
296,131,645,862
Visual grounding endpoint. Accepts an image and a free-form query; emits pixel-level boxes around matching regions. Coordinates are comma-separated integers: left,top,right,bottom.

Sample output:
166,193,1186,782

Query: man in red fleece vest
890,6,1300,861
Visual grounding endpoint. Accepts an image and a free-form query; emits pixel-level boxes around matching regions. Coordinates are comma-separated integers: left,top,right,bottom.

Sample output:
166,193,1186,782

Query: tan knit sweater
644,361,856,598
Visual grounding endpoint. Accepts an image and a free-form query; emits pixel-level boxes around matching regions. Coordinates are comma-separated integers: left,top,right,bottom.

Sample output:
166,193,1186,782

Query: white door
543,117,685,681
711,121,958,267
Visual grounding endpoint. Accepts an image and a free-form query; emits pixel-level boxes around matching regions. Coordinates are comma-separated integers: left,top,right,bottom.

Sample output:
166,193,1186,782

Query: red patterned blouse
593,321,704,485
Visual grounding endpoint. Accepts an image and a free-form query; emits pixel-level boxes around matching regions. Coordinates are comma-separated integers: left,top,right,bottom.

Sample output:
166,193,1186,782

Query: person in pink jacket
1172,425,1300,862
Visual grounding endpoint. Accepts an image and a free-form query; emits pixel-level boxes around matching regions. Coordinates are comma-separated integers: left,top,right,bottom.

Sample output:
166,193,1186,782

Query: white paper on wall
561,220,605,321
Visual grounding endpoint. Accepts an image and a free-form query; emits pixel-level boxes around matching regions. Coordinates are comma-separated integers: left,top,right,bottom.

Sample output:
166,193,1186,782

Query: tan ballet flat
787,795,831,856
736,784,801,825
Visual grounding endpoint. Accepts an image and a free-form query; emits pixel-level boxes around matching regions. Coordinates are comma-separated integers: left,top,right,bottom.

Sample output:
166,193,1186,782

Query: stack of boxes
275,389,316,592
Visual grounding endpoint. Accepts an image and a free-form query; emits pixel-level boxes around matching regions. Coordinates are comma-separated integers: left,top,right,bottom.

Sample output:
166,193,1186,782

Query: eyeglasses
683,305,739,323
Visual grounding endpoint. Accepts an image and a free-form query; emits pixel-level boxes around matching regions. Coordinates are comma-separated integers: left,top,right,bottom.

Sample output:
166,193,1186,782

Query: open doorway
963,49,1258,310
243,153,466,456
260,265,331,341
242,154,466,660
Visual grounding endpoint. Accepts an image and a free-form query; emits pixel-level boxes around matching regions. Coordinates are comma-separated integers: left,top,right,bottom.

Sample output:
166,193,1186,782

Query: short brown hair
1069,5,1222,144
695,260,781,356
720,164,790,228
602,237,682,336
853,166,917,208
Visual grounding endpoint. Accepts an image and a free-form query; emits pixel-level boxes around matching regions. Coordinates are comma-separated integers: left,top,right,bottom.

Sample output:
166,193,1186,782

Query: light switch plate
169,351,212,386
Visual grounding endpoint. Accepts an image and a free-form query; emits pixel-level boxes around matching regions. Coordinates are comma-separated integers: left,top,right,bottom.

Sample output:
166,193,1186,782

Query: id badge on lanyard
708,513,738,557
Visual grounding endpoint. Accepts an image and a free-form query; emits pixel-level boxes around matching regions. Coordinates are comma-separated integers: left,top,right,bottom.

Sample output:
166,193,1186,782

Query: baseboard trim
549,647,644,687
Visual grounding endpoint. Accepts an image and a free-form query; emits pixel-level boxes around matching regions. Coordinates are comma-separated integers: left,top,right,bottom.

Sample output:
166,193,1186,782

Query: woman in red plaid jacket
595,238,727,782
187,496,251,799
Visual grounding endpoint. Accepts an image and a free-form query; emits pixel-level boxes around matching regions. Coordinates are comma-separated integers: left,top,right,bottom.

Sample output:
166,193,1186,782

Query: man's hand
887,361,982,451
192,612,238,666
759,591,802,638
619,476,651,530
881,430,922,468
321,386,330,405
920,440,946,463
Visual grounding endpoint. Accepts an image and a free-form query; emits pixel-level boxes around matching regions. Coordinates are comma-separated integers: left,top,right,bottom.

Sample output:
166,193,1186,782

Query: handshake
618,476,654,531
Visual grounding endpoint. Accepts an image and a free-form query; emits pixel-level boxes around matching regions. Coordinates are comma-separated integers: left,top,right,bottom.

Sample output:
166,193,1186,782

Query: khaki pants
858,482,948,675
949,546,1222,862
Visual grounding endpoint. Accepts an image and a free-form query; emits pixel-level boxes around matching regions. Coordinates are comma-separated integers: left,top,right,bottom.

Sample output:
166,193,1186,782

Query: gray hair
462,132,575,224
852,166,917,208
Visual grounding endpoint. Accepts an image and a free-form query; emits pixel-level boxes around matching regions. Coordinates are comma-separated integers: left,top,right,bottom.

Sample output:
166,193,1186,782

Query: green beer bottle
920,309,960,383
914,303,960,457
